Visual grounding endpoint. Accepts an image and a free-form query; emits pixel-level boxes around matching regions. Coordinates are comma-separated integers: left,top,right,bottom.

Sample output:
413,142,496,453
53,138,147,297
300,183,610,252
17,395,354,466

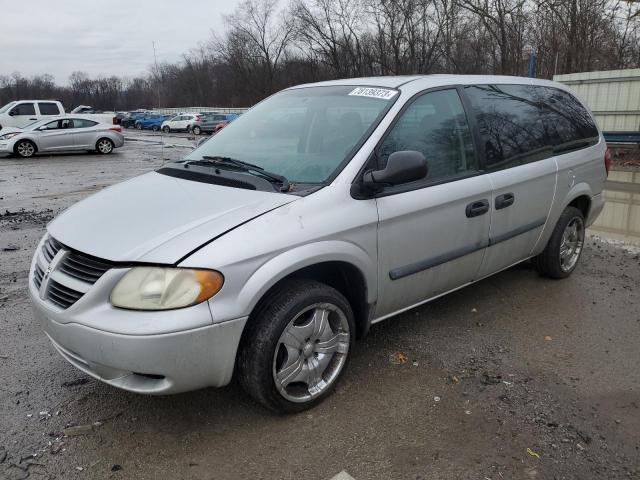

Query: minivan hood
47,171,297,263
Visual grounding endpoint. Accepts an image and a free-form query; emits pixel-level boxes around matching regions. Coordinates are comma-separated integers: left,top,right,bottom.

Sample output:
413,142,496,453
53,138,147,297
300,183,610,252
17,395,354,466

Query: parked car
29,75,607,413
120,112,149,129
0,100,116,130
198,113,239,135
135,114,172,131
161,113,202,134
0,117,124,157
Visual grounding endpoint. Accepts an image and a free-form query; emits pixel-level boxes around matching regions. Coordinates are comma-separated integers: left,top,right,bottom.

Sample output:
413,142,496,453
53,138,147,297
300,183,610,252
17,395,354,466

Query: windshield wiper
182,156,290,192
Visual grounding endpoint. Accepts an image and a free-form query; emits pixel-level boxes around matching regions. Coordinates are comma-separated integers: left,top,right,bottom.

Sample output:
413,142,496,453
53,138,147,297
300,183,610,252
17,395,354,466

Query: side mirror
8,110,15,116
363,150,428,189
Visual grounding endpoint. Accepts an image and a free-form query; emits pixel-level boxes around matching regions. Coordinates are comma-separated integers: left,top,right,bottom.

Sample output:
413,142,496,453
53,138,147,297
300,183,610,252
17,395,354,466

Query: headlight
110,267,224,310
0,133,19,140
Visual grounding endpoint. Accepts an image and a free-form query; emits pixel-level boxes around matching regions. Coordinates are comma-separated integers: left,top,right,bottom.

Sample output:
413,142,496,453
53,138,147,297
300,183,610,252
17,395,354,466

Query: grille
47,279,84,309
42,236,63,263
59,252,113,284
34,264,44,289
33,236,116,310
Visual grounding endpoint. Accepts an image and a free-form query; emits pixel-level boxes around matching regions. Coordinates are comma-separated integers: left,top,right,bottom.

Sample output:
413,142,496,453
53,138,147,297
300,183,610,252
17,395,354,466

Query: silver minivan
29,75,608,412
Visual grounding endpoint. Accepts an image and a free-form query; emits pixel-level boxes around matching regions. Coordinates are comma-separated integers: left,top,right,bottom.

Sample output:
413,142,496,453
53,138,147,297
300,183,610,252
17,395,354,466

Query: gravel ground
1,133,639,479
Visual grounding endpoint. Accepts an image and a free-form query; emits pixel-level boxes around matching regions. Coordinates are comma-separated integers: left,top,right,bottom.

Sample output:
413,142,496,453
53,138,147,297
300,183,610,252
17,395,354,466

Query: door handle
29,118,37,120
465,199,490,218
495,192,515,210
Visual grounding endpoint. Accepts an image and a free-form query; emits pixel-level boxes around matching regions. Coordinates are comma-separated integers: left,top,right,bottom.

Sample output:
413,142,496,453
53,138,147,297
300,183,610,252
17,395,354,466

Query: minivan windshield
0,101,16,114
183,86,398,184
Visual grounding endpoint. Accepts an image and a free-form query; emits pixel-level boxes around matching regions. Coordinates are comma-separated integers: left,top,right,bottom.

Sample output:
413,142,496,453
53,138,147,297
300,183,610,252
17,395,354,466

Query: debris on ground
389,351,408,364
527,448,541,459
61,378,90,388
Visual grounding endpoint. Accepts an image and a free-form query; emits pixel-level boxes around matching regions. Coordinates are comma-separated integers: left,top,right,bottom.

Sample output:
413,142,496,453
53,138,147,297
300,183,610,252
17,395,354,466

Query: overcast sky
0,0,243,84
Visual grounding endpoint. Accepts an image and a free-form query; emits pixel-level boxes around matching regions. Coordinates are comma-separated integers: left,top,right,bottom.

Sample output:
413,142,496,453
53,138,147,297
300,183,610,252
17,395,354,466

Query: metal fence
151,106,250,115
554,69,640,143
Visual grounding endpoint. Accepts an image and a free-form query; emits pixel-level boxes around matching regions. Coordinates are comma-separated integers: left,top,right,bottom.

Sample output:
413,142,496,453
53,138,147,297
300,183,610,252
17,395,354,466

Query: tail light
110,126,122,133
195,115,201,121
604,147,612,177
112,116,117,125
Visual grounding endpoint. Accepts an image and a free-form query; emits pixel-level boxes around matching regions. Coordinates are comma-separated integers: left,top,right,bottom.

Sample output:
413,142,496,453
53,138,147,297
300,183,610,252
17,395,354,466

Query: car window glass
60,119,74,129
38,103,61,115
539,87,599,147
10,103,36,116
377,89,477,184
73,119,97,128
41,120,61,130
465,85,556,170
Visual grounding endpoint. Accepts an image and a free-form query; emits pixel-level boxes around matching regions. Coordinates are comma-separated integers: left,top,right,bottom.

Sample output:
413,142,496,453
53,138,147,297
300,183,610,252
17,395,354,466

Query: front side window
41,120,61,130
38,102,61,115
184,86,396,184
10,103,36,116
376,89,477,183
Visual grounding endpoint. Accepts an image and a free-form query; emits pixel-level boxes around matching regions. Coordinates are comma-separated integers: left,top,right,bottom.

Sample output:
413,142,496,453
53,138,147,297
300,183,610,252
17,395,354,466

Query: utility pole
152,41,161,109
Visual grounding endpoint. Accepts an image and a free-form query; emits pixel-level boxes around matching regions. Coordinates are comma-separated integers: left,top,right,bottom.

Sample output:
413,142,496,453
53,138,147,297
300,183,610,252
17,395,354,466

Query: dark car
198,113,239,135
121,112,150,129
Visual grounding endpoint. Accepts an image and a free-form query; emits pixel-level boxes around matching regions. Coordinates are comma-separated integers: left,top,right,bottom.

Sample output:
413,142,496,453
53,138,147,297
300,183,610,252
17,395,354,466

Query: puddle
588,168,640,246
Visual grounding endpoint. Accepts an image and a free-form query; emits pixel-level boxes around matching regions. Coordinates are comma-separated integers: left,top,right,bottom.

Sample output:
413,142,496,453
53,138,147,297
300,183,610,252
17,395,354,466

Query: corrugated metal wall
554,69,640,132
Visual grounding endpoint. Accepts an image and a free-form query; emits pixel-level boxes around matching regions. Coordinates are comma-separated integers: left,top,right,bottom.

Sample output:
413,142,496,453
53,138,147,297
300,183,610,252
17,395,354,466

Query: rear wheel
237,279,354,413
192,126,202,135
135,123,142,130
96,138,114,154
162,126,170,133
534,206,585,278
15,140,37,158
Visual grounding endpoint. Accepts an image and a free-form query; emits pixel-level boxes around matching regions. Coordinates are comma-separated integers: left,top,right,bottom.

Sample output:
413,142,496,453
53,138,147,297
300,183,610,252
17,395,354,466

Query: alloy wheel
272,302,350,403
97,139,113,154
17,141,35,157
559,216,584,272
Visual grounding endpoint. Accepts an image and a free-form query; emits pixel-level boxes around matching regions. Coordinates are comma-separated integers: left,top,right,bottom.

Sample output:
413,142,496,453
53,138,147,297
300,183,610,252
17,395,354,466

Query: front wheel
237,279,354,413
135,123,142,130
162,126,170,133
15,140,37,158
96,138,114,154
534,206,585,278
151,125,159,132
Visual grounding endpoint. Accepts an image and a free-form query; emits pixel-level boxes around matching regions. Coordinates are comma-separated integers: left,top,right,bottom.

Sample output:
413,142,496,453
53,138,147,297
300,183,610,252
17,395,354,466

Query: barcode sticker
348,87,398,100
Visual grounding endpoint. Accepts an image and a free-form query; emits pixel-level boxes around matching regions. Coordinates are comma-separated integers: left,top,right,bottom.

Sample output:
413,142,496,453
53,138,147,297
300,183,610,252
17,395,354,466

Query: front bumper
0,141,10,152
28,245,247,394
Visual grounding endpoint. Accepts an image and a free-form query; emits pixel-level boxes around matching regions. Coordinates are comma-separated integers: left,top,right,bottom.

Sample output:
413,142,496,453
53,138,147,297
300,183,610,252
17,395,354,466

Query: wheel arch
237,241,377,340
13,137,38,155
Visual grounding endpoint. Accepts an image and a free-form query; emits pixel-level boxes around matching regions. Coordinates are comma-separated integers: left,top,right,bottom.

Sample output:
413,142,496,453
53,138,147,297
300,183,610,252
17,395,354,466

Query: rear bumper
586,193,604,227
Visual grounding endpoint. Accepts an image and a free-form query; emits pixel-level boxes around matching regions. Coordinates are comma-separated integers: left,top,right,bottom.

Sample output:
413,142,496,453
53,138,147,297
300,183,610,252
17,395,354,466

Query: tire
162,126,170,134
15,140,37,158
135,123,142,130
152,125,159,132
96,138,114,155
192,126,201,135
237,279,355,413
534,206,585,279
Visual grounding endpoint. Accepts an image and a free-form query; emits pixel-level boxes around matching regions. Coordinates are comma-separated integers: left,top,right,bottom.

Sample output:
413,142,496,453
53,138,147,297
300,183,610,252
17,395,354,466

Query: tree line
1,0,639,111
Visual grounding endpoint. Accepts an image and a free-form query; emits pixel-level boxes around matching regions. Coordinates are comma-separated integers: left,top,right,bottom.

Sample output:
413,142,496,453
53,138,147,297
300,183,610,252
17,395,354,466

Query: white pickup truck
0,100,116,131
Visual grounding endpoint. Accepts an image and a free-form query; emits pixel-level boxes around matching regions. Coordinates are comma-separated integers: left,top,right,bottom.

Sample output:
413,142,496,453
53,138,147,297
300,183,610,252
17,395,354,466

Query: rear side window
38,102,61,115
10,103,36,116
465,84,599,171
73,119,98,128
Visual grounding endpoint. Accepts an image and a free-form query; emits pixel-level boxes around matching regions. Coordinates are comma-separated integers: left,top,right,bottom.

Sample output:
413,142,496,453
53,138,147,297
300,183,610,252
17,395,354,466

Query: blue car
135,114,172,131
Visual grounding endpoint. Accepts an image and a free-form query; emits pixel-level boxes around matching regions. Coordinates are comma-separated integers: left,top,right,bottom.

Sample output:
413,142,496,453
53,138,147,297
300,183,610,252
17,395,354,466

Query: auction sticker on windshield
348,87,398,100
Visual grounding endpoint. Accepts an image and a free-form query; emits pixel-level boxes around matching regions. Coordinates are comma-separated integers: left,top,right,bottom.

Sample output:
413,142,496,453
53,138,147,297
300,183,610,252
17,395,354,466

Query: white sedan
0,117,124,158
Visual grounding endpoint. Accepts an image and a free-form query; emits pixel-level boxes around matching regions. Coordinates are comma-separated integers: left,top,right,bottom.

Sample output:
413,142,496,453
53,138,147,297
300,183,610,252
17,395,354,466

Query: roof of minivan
290,74,561,90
